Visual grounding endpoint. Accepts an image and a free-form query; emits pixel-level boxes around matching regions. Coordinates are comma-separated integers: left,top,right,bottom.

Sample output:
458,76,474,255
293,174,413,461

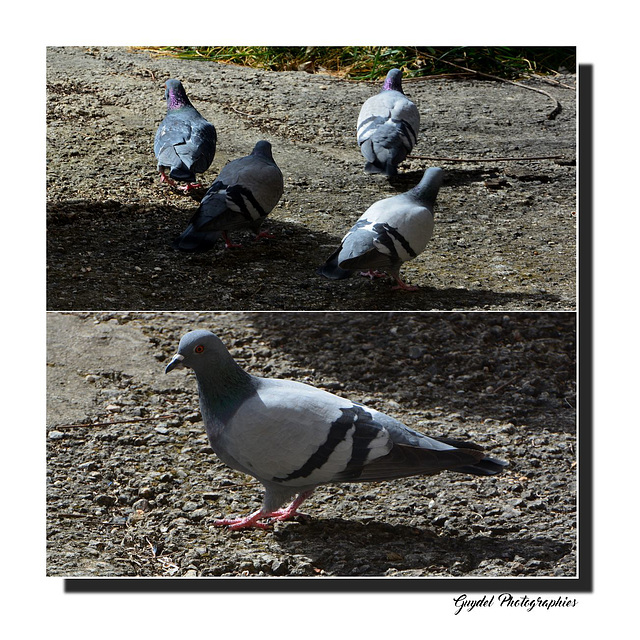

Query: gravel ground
46,311,576,578
46,47,576,311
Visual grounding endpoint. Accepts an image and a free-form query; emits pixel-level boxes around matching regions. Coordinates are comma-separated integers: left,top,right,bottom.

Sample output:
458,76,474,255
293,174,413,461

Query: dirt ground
46,47,576,311
46,311,576,578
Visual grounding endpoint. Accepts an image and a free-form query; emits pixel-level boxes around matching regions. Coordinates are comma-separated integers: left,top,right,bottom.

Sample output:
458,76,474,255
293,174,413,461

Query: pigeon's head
382,68,404,93
164,79,191,110
251,140,274,160
165,330,231,374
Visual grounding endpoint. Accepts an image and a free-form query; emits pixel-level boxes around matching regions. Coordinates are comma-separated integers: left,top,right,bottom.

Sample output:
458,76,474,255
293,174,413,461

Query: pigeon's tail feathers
169,164,196,183
171,223,221,252
317,247,352,280
364,159,397,177
455,456,509,476
431,435,508,476
335,441,488,483
361,137,401,177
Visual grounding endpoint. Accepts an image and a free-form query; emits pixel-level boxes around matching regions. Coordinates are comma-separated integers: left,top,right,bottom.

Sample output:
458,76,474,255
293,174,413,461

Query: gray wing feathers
154,109,216,181
211,378,498,490
172,146,283,251
318,168,442,278
357,91,420,176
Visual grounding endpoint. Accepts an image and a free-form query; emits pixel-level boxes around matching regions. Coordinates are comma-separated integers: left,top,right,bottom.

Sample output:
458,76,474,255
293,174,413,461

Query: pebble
132,498,152,512
94,494,117,507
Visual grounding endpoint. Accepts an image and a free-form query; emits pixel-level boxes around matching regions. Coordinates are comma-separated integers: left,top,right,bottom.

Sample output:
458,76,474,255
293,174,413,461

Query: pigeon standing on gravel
356,68,420,177
165,329,507,530
171,140,284,251
154,79,217,192
318,167,444,290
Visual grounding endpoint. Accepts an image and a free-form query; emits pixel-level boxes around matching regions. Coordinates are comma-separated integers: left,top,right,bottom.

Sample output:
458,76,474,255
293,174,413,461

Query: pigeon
154,79,217,192
356,68,420,177
318,167,444,290
165,329,508,530
171,141,284,251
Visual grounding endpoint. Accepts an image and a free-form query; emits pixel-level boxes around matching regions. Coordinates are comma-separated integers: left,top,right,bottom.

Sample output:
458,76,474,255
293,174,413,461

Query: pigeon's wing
357,92,420,175
223,156,284,211
217,378,490,488
336,219,396,272
171,153,282,250
154,115,194,176
317,245,353,280
332,408,487,482
206,156,284,231
357,91,419,148
184,117,217,175
154,110,216,180
217,379,394,488
337,200,432,272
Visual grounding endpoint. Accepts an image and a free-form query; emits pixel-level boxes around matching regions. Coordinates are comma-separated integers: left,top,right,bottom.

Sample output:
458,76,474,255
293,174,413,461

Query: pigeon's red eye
194,345,205,354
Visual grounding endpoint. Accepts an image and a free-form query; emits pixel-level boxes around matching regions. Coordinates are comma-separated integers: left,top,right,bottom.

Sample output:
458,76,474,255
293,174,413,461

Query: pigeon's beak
165,353,185,374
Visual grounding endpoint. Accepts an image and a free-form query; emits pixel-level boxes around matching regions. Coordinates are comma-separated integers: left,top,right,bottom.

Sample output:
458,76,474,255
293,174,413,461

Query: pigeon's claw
360,270,387,280
212,509,271,530
158,169,177,187
390,275,419,291
178,182,204,193
222,232,243,249
212,491,314,530
253,230,275,241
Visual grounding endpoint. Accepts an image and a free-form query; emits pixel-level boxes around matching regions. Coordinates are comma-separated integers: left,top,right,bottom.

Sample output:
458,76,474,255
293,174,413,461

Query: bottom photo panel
47,311,578,583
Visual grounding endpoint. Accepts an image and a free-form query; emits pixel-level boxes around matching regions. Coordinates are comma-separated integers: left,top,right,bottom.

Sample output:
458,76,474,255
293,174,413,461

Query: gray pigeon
165,329,507,530
356,68,420,177
318,167,444,290
154,79,217,191
172,141,284,251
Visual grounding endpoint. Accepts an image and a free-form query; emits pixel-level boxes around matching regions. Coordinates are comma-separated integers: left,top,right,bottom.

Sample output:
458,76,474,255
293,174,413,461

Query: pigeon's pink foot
222,232,243,249
212,509,271,530
269,491,314,522
360,270,387,280
391,276,419,291
253,230,275,241
178,182,204,193
212,491,314,530
159,170,177,187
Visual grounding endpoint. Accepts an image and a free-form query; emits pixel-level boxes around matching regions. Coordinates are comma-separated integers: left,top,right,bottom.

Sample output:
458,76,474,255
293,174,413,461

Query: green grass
143,46,576,80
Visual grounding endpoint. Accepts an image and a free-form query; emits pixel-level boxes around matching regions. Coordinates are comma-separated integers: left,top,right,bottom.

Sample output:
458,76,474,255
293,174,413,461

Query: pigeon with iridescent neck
165,329,507,530
319,167,443,290
154,79,217,192
356,68,420,177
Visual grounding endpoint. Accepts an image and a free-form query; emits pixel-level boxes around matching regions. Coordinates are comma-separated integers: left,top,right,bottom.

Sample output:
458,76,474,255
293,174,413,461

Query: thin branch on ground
408,154,566,163
418,53,563,120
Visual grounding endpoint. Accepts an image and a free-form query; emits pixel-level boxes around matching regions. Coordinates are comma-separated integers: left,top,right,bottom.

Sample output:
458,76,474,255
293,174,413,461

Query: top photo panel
46,46,577,311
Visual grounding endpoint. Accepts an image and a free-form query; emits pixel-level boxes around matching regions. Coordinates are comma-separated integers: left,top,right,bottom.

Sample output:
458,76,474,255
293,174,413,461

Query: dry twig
408,154,565,163
418,53,562,120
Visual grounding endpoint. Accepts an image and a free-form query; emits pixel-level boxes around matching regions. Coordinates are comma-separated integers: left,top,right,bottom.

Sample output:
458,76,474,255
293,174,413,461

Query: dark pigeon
154,79,217,191
165,329,507,530
356,68,420,177
319,167,444,290
171,140,284,251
